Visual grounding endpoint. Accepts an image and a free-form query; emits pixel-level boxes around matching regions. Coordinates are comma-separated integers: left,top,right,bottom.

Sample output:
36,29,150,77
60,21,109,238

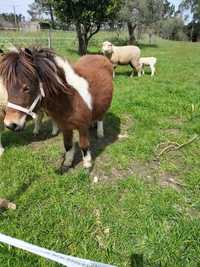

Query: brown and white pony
0,48,113,171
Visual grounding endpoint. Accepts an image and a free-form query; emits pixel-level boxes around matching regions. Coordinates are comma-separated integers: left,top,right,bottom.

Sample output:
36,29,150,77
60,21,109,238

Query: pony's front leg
79,127,92,169
0,124,4,156
61,130,74,172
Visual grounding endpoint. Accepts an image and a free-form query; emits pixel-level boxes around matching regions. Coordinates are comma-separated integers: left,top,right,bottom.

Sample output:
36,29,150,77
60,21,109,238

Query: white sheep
0,77,58,157
139,57,157,77
102,41,141,78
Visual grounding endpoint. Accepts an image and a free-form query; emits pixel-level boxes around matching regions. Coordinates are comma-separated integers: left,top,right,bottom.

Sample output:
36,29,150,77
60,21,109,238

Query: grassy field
0,31,200,267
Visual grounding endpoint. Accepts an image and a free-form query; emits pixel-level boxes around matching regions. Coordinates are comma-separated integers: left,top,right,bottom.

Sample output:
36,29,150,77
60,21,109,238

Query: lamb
0,77,58,157
139,57,157,76
102,41,141,78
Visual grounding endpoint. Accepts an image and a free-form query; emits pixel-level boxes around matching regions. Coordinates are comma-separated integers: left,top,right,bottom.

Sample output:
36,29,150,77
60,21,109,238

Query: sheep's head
102,41,113,55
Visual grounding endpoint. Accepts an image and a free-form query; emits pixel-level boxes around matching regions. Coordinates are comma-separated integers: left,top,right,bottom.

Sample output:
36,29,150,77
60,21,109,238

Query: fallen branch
156,134,199,158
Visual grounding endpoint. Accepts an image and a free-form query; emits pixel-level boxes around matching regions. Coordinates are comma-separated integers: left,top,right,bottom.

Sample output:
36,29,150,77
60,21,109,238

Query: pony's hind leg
33,111,44,135
61,129,74,172
0,125,4,156
51,120,59,136
97,120,104,138
79,127,92,169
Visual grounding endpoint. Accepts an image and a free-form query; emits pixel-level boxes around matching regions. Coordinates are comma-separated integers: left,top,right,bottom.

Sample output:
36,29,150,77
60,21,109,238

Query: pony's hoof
59,165,72,174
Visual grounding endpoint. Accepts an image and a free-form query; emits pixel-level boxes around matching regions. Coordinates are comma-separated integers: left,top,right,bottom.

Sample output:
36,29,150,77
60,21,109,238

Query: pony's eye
22,84,29,93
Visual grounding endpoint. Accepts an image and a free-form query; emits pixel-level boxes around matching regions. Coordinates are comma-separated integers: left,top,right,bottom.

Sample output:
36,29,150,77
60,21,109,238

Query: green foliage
159,16,187,40
51,0,122,24
179,0,200,22
50,0,122,54
0,33,200,266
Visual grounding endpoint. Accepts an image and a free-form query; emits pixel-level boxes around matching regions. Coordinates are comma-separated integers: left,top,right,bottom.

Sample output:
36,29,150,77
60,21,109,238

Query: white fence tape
0,233,116,267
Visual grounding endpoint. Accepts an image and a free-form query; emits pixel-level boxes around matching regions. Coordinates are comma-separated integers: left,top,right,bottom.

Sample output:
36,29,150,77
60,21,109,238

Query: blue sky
0,0,183,19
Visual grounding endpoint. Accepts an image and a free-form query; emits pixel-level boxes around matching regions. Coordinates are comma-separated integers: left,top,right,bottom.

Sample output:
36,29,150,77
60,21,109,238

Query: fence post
48,28,52,48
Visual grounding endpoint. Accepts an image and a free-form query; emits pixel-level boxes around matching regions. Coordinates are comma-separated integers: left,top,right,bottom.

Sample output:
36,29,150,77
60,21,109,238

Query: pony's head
0,48,40,131
0,47,68,132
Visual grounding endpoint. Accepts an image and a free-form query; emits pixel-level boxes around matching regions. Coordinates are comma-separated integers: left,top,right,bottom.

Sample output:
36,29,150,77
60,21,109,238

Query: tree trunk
76,23,88,55
49,4,55,29
149,32,152,44
127,22,137,44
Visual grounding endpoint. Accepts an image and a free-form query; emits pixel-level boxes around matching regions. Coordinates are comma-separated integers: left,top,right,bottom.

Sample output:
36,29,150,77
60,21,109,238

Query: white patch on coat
54,56,92,110
82,150,92,168
63,143,75,167
97,121,104,138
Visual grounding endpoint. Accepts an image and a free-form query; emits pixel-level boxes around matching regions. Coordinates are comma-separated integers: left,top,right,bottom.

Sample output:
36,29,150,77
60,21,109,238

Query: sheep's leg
142,68,145,75
97,120,104,138
0,126,4,156
113,64,117,78
33,111,44,135
135,63,142,77
129,62,135,77
51,120,59,136
79,127,92,169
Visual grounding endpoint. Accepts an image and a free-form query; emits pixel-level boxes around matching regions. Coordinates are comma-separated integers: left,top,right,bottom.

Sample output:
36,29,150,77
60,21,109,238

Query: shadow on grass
115,70,133,77
72,112,121,168
3,119,56,149
3,112,120,174
138,43,158,49
130,254,144,267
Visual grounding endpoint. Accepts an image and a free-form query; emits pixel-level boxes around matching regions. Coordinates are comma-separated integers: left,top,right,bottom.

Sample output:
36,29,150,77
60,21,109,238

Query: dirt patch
27,114,184,192
91,155,184,191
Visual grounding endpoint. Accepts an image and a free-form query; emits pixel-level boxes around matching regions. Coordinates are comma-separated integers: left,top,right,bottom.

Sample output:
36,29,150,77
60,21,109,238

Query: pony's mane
0,48,37,89
0,47,72,96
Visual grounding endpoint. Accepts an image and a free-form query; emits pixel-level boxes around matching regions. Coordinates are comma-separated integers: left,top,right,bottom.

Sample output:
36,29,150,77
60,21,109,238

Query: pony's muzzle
4,111,27,132
4,122,24,132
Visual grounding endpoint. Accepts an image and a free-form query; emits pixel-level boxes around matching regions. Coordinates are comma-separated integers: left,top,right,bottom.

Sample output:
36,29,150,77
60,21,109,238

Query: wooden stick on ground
156,134,199,158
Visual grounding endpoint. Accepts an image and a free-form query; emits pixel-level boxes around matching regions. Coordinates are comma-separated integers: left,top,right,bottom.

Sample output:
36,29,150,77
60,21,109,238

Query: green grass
0,31,200,267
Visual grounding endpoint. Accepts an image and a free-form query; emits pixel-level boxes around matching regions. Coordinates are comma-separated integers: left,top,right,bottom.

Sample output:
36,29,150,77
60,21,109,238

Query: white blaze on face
54,56,92,110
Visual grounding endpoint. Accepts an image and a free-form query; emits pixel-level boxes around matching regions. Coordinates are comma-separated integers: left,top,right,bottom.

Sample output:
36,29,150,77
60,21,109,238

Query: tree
118,0,175,44
179,0,200,22
179,0,200,41
27,2,44,21
160,16,187,40
51,0,122,55
118,0,145,44
0,13,24,28
34,0,55,29
28,0,55,28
